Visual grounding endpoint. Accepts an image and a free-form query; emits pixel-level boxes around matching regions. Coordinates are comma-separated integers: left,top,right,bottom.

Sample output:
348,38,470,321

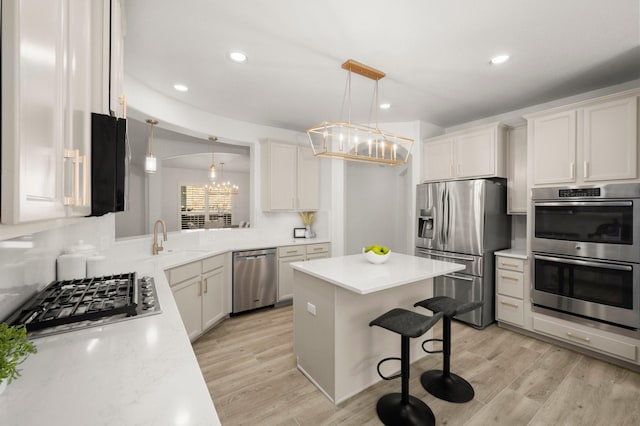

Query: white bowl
363,248,391,264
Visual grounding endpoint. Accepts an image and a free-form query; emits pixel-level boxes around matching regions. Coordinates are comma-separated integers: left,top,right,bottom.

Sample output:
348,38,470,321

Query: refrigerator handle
446,187,452,245
440,186,446,244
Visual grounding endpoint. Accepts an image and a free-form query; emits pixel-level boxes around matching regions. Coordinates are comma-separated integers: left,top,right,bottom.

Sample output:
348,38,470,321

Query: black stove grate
7,272,138,332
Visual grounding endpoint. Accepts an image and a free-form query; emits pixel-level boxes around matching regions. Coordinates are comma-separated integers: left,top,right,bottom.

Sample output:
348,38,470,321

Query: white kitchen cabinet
278,243,330,301
1,0,93,223
528,91,638,186
423,138,455,181
422,123,506,182
261,140,319,211
507,126,528,214
495,254,528,328
582,96,637,182
167,253,230,341
171,275,203,340
278,246,306,301
201,255,227,330
532,315,637,362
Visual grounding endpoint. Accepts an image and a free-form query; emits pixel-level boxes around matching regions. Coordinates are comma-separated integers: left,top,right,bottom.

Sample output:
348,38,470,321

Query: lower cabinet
278,243,330,301
532,315,637,362
495,254,528,328
166,253,230,341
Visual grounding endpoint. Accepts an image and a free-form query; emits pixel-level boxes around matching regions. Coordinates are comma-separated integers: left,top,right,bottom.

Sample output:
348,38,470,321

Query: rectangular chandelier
306,60,413,166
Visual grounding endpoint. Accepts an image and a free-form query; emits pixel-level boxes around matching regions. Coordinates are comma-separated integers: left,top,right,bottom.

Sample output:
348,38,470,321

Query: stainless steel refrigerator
415,178,511,328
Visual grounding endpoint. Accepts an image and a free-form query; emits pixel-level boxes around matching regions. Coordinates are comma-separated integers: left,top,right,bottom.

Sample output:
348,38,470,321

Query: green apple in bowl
363,245,391,264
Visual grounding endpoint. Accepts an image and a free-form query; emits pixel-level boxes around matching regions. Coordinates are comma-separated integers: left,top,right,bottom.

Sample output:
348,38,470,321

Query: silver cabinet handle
499,300,519,308
570,162,575,179
501,262,520,268
566,331,590,343
583,160,588,178
499,275,519,281
197,280,202,297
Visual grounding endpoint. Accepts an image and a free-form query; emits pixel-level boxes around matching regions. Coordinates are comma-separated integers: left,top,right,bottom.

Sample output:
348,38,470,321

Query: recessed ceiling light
173,84,189,92
490,54,510,65
229,51,247,63
380,103,391,109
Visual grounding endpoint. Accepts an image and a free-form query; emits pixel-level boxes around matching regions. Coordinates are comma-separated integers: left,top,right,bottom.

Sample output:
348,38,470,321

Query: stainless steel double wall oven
531,184,640,330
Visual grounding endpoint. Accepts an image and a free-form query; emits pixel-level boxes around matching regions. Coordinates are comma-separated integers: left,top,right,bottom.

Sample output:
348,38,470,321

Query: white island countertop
291,252,464,294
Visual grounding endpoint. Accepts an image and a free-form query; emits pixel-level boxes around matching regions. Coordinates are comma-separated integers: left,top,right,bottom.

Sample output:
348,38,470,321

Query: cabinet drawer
496,256,525,272
202,254,225,273
167,261,201,286
496,269,524,299
496,295,524,327
279,245,306,258
306,243,330,255
533,316,637,361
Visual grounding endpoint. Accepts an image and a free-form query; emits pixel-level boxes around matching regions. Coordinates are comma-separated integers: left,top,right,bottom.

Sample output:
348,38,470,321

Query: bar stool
414,296,483,403
369,308,443,426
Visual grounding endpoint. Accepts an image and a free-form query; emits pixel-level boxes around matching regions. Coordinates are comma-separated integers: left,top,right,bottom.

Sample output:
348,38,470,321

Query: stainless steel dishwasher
232,248,278,314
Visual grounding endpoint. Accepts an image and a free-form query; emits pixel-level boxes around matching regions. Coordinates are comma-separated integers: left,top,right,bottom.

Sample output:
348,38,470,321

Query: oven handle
533,201,633,207
533,254,633,271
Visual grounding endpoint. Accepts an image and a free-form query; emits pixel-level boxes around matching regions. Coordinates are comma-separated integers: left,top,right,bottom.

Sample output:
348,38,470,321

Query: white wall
114,164,146,238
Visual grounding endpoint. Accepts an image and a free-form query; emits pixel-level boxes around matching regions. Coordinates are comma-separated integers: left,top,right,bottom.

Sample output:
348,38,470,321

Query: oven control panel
558,188,601,198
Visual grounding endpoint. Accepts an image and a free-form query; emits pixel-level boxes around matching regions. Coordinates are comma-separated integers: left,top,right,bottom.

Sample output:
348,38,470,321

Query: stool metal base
376,393,435,426
420,369,475,403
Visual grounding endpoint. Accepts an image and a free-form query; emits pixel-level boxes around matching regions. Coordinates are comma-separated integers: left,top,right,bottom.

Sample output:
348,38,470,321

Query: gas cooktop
5,272,161,338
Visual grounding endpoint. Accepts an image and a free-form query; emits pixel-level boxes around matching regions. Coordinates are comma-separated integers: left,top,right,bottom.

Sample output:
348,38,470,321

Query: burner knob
142,289,153,297
143,297,155,307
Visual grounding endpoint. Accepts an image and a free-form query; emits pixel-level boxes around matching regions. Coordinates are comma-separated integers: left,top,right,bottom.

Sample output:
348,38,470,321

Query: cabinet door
172,276,203,341
582,96,637,182
202,265,225,330
278,254,305,301
532,110,577,185
266,142,297,210
1,0,67,223
423,138,454,182
65,0,92,216
297,145,320,210
507,126,527,214
455,128,496,178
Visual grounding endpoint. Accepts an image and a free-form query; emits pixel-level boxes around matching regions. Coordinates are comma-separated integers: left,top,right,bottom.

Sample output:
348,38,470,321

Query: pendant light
208,137,217,181
145,119,158,173
306,59,413,165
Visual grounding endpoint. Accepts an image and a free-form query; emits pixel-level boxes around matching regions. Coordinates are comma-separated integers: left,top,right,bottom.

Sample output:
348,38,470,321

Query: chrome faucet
152,219,167,255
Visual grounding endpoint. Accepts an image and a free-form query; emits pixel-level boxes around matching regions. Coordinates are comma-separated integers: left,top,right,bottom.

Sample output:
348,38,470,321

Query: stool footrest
421,338,443,354
376,357,402,381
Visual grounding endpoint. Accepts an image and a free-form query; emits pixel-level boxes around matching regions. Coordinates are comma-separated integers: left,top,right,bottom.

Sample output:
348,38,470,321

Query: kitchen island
291,252,464,404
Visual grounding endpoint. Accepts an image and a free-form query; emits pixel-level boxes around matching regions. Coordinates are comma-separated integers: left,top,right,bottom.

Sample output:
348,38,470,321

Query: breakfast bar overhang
290,253,464,404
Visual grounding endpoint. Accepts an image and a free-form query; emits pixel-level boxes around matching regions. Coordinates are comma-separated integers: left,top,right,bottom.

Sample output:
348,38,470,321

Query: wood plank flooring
193,305,640,425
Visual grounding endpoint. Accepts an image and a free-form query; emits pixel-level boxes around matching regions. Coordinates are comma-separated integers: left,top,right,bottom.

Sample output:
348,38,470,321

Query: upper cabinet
528,92,638,186
1,0,96,223
261,140,320,211
507,126,527,214
1,0,124,224
422,123,507,182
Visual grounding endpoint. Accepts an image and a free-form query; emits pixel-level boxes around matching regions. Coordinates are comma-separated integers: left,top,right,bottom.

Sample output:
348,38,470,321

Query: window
180,185,232,229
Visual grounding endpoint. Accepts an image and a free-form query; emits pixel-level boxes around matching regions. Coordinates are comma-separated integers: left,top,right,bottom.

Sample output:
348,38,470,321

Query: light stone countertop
0,233,330,426
495,248,528,259
290,252,465,294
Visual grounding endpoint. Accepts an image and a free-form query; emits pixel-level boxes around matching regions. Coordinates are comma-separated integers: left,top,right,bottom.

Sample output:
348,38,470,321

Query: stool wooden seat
414,296,483,403
369,308,443,426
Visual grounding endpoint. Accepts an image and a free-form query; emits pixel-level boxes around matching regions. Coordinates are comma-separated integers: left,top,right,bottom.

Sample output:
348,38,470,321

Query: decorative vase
304,225,312,238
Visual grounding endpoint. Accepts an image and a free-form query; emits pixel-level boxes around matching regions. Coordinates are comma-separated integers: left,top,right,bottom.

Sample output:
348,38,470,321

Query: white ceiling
124,1,640,132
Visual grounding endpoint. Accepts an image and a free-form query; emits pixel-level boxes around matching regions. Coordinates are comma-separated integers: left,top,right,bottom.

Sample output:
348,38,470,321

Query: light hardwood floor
193,305,640,425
